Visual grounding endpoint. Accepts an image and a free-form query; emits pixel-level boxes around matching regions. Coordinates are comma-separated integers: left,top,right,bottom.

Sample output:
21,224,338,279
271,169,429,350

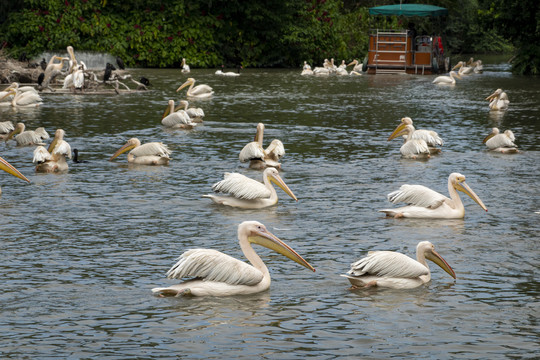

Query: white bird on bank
341,241,456,289
486,88,509,111
203,167,297,209
109,138,171,165
181,58,190,73
152,221,315,297
379,173,488,219
432,71,461,85
177,78,213,98
4,123,49,146
33,129,72,172
388,123,431,159
161,100,196,129
483,128,519,153
239,123,285,169
0,156,30,196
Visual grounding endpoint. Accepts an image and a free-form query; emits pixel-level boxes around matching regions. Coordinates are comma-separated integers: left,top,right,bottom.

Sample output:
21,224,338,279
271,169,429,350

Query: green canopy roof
369,4,448,17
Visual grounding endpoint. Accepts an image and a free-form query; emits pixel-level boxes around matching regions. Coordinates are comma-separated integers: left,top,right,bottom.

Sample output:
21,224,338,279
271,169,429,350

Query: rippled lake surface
1,57,539,359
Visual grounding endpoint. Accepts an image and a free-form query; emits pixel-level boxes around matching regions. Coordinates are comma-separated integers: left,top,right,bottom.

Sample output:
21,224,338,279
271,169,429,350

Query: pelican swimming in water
388,123,430,159
5,123,49,146
347,59,364,73
486,88,509,111
432,71,461,85
176,78,213,98
161,100,196,129
380,173,487,219
397,117,443,154
152,221,315,297
301,61,313,75
239,123,285,169
341,241,456,289
33,129,72,172
109,138,171,165
177,100,204,122
483,128,519,153
452,61,474,75
181,58,190,73
203,167,297,209
0,87,42,107
0,156,30,196
0,121,14,140
215,65,241,77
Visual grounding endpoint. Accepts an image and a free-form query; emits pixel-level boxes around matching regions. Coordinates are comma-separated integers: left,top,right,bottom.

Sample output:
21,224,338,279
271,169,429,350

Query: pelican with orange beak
109,138,171,165
176,78,213,98
33,129,72,172
0,156,30,195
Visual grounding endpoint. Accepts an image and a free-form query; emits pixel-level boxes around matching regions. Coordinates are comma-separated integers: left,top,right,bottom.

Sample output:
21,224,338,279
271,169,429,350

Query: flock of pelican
0,52,523,297
433,57,483,85
302,58,365,76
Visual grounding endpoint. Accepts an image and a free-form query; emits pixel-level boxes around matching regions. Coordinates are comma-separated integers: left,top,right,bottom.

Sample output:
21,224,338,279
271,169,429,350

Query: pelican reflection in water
152,221,315,297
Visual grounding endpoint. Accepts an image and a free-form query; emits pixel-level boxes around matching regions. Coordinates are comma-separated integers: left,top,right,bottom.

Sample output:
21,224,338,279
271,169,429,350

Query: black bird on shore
40,58,47,70
103,62,116,82
37,73,45,86
116,56,125,70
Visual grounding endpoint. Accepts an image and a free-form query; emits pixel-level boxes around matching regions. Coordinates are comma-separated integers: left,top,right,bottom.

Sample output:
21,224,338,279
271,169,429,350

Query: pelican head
450,173,488,212
0,156,30,183
162,99,176,119
265,167,297,201
176,78,195,92
5,122,24,141
486,88,503,101
450,71,462,79
418,241,456,279
240,221,315,272
47,129,65,153
177,100,189,111
388,123,413,141
482,127,500,143
254,122,265,142
400,117,413,125
109,138,141,161
347,59,358,67
451,61,465,70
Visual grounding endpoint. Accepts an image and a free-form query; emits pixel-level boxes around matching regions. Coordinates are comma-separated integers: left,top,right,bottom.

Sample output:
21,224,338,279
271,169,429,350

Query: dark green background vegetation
1,0,538,74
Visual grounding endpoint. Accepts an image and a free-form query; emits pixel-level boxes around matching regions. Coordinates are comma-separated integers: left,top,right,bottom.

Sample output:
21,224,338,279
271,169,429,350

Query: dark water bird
37,73,45,86
103,62,116,82
72,148,88,163
18,52,28,62
40,58,47,71
139,76,150,86
116,56,125,70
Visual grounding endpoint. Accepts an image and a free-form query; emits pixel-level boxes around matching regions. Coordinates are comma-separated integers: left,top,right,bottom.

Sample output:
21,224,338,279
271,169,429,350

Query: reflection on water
0,58,539,358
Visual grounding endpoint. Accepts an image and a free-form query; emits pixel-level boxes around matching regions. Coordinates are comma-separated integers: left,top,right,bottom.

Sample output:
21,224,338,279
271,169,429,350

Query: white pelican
335,60,348,75
468,58,483,73
66,45,78,73
379,173,488,219
176,78,213,98
215,65,241,77
398,117,443,154
41,56,70,89
388,123,430,159
33,129,72,172
5,123,49,146
483,128,519,153
203,167,297,209
152,221,315,297
312,67,330,76
347,59,364,73
177,100,204,122
181,58,190,73
301,61,313,75
341,241,456,289
109,138,171,165
239,123,285,169
432,71,461,85
486,88,509,111
0,156,30,196
0,88,42,107
452,61,474,75
0,121,14,140
161,100,195,129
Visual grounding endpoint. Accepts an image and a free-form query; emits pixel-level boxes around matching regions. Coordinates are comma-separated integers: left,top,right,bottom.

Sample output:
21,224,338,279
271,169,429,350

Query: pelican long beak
451,63,460,70
485,91,499,102
255,123,264,143
347,60,357,67
0,90,15,101
248,228,315,272
0,156,30,183
176,80,192,92
482,131,496,143
269,173,298,201
388,123,407,141
109,142,136,161
455,181,488,212
426,249,456,279
5,122,22,141
48,137,59,153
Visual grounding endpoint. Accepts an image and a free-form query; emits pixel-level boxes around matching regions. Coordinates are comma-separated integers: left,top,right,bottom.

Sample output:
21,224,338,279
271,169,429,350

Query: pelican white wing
348,251,428,278
411,130,444,146
166,249,264,286
265,139,285,160
239,142,264,162
191,85,213,96
212,172,271,200
486,133,516,149
33,146,52,163
130,142,171,157
0,121,14,133
52,140,72,158
401,139,430,157
162,111,192,127
388,184,448,209
16,127,50,145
